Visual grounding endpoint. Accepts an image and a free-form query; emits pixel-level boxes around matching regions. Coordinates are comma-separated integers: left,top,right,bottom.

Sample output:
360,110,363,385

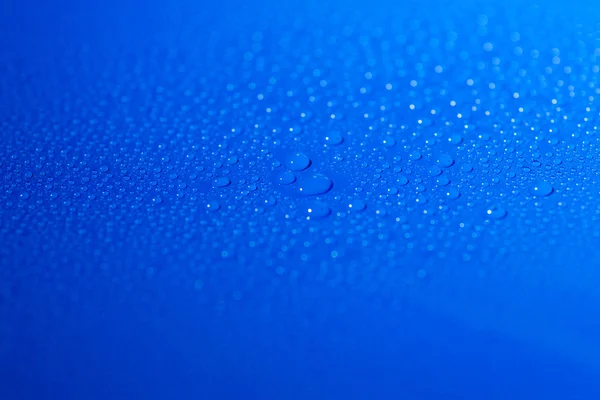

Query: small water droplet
437,154,454,167
383,137,396,147
529,181,553,197
449,134,463,144
409,150,422,160
206,200,220,211
325,133,344,145
275,170,296,185
297,173,333,196
428,166,442,177
436,176,451,186
264,196,277,206
461,163,473,173
348,199,366,212
486,206,507,220
213,177,231,187
445,188,461,200
306,201,331,219
286,153,311,171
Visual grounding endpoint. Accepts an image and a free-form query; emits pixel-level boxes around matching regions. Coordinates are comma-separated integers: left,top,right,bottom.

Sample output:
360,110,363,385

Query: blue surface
2,0,600,398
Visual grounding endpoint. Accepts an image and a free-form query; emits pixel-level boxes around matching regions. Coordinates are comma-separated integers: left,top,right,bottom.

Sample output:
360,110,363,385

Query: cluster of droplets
1,2,597,295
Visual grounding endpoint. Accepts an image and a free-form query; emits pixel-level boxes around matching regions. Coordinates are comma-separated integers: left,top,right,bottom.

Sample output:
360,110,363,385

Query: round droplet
348,199,366,212
325,133,344,145
397,175,409,186
152,196,163,204
436,176,450,186
213,177,231,187
461,163,473,173
20,192,30,200
409,150,422,160
99,166,109,173
437,154,454,167
306,201,331,219
428,166,442,177
297,174,333,196
275,170,296,185
445,188,461,200
486,206,507,220
449,134,463,144
383,137,396,147
206,200,220,211
416,195,428,204
286,153,311,171
529,181,553,197
264,196,277,206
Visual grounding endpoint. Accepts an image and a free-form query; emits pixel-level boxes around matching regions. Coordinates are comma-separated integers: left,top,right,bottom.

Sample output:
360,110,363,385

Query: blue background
2,0,600,398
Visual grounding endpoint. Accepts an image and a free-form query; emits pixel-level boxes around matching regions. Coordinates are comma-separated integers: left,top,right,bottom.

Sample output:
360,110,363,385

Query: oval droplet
296,173,333,196
286,153,311,171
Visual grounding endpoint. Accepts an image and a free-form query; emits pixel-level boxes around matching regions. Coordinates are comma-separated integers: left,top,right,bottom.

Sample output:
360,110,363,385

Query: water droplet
348,199,366,212
428,166,442,177
529,181,553,197
436,176,451,186
306,201,331,219
275,170,296,185
449,134,463,144
397,175,409,186
264,196,277,206
445,188,461,200
99,166,109,173
409,150,422,160
437,154,454,167
20,192,30,200
383,137,396,147
325,133,344,145
486,206,507,220
286,153,311,171
213,177,231,187
206,200,220,211
297,173,333,196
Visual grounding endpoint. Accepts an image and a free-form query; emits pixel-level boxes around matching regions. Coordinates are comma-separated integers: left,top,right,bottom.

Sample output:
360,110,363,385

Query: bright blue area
2,0,600,398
